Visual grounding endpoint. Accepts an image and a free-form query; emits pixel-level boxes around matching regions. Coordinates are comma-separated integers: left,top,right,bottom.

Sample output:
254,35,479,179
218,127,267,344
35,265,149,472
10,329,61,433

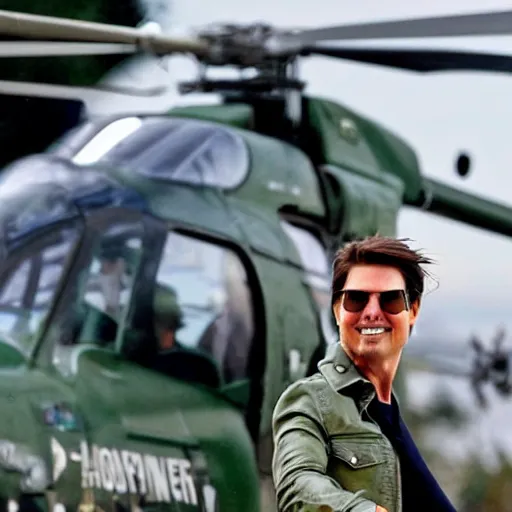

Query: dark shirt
367,397,457,512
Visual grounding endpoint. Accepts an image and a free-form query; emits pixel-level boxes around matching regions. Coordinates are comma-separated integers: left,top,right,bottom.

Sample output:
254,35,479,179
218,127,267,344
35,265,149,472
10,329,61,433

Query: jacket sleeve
272,379,378,512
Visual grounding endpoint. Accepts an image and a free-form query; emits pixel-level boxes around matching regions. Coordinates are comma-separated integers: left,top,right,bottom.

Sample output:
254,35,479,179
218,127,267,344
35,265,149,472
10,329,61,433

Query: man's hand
376,507,388,512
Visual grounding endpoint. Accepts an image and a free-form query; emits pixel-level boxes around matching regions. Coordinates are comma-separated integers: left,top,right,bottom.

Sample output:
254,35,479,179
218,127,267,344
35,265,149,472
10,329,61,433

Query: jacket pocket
330,437,386,469
328,436,395,512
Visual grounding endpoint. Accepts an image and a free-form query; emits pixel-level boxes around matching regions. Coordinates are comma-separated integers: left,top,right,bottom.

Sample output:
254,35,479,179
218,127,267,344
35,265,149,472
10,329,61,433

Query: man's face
333,264,419,364
159,327,176,351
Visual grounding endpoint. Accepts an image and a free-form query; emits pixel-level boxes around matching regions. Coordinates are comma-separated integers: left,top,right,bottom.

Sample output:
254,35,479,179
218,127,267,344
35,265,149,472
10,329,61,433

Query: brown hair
331,235,434,309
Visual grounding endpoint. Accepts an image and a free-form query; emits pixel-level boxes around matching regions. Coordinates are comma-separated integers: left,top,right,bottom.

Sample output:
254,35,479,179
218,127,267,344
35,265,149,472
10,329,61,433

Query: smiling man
272,235,457,512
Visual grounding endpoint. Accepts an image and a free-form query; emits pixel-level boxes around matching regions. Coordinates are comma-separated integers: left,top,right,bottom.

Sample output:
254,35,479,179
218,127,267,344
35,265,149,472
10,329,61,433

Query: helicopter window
153,231,254,384
0,226,79,359
280,221,337,344
69,223,143,349
65,117,249,189
140,123,249,189
88,118,180,167
48,220,144,379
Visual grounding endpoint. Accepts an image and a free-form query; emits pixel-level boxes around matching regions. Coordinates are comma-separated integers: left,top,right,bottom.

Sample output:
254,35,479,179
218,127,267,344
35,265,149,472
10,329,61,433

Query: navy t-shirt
366,397,457,512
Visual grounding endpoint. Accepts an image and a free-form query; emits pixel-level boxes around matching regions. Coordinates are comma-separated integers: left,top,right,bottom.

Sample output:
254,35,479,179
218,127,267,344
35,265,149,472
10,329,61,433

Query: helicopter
2,5,512,512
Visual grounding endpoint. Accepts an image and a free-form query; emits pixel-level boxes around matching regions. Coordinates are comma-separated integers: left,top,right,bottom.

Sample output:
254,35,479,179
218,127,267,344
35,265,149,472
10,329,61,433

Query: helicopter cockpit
0,124,262,403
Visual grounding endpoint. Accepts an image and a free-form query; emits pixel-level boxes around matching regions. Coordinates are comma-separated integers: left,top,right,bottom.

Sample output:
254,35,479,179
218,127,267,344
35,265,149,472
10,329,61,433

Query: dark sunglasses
340,289,410,315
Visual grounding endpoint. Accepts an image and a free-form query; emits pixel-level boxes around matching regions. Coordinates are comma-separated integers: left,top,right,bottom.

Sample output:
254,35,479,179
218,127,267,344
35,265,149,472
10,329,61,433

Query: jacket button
350,456,358,465
335,364,347,373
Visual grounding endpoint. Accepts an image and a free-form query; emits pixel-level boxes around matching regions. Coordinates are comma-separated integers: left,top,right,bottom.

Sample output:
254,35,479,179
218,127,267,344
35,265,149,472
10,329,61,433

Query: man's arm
272,379,379,512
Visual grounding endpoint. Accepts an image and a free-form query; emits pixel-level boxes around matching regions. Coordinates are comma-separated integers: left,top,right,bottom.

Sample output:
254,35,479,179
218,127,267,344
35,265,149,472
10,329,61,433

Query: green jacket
272,342,402,512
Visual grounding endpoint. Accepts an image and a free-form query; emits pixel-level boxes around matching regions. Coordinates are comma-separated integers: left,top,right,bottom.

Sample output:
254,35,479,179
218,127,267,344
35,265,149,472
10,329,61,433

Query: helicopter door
27,209,148,508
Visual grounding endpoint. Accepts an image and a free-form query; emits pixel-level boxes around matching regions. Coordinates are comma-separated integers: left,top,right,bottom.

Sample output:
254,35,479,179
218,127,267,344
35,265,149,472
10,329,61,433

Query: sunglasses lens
341,290,408,314
342,291,369,312
380,290,407,314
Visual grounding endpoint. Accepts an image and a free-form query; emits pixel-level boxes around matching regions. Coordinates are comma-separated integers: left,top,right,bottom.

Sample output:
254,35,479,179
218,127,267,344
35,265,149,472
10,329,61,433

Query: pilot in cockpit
153,286,185,352
149,286,222,388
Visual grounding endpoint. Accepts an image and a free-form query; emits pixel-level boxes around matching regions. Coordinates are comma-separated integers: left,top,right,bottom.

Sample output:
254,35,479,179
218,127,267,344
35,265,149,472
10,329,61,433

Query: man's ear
409,299,420,328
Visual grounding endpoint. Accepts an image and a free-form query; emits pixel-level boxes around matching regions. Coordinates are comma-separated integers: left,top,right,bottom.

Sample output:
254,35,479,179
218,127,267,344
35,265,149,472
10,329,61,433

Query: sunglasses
340,289,410,315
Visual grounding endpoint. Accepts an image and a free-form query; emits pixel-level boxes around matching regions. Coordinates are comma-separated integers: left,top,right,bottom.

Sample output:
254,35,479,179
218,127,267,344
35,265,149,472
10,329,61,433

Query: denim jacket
272,342,402,512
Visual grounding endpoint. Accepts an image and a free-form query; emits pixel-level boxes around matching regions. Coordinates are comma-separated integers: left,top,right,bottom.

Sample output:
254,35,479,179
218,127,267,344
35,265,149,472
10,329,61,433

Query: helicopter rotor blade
0,79,168,102
0,41,136,57
84,82,169,98
304,46,512,75
286,9,512,47
0,9,207,56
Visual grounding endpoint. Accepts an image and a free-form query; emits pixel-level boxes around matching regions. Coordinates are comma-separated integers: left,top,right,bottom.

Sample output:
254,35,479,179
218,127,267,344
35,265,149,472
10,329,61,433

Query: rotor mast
177,23,306,129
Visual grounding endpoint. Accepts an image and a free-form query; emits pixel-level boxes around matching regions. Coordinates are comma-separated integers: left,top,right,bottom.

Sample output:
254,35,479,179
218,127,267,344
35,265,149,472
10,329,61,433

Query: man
272,235,456,512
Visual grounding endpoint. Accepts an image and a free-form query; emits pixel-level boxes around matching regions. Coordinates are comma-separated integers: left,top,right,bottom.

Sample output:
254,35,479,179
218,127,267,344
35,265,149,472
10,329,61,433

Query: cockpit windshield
50,116,249,189
0,155,146,252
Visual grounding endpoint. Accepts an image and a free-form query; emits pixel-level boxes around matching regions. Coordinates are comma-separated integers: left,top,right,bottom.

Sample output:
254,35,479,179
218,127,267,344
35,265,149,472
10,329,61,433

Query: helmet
153,286,184,331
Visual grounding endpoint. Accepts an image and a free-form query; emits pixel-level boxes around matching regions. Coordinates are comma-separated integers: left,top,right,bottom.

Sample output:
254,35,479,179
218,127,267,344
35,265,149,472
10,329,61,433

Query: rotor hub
197,23,295,67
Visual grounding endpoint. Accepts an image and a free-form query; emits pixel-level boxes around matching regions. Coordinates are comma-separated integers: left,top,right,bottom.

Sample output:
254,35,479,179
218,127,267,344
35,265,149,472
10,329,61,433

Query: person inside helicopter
96,248,128,320
60,229,140,351
146,285,223,389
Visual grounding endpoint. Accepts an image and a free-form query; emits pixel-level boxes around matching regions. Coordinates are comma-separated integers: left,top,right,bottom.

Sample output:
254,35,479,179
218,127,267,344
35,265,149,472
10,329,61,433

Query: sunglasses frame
339,289,410,315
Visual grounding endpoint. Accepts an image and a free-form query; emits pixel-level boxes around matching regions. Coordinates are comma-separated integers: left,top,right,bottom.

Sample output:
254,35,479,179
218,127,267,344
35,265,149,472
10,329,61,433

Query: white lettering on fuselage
80,442,198,505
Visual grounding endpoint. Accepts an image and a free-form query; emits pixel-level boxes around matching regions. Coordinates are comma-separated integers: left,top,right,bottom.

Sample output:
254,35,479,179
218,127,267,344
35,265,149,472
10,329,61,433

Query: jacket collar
317,341,400,413
318,341,371,392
